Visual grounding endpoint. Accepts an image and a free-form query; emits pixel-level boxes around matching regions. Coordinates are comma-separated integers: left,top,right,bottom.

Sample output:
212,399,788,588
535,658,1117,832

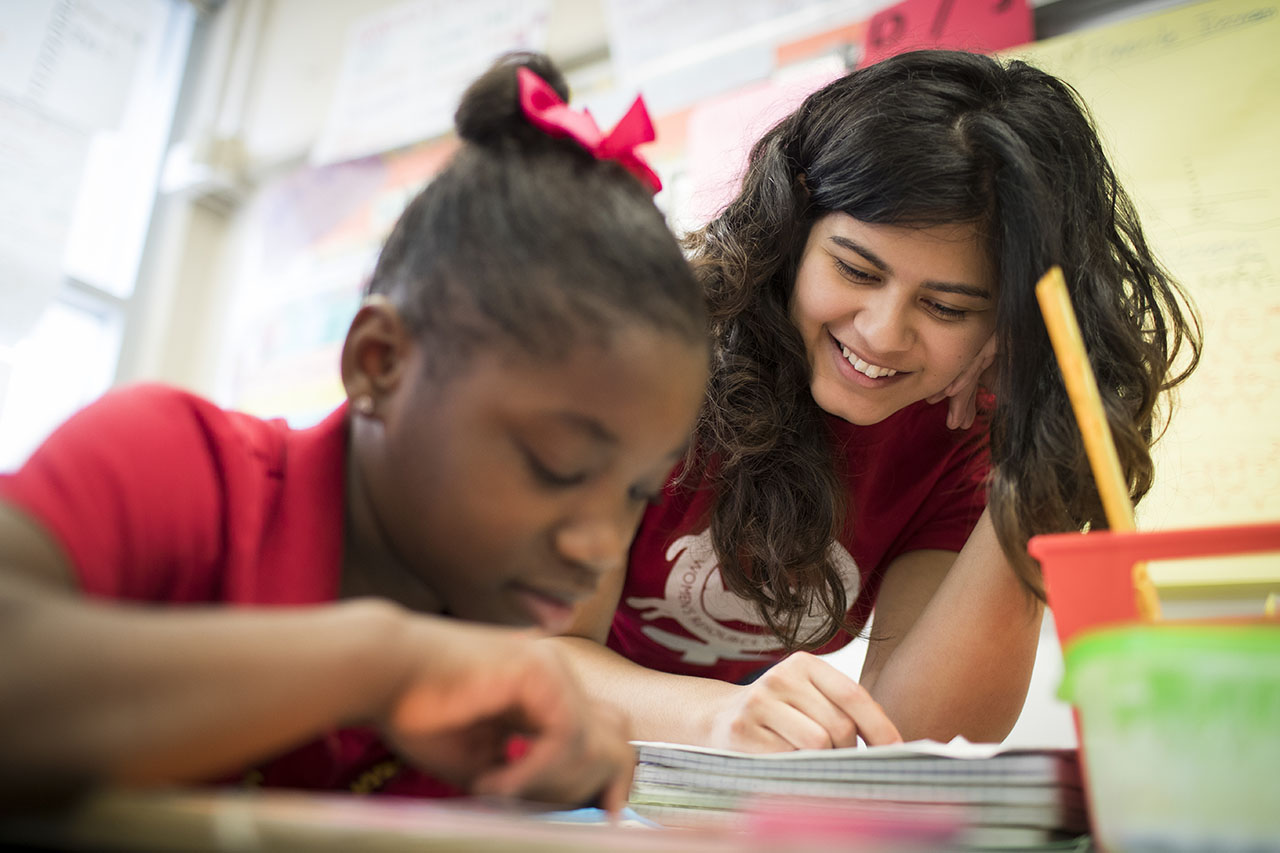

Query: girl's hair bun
454,51,569,147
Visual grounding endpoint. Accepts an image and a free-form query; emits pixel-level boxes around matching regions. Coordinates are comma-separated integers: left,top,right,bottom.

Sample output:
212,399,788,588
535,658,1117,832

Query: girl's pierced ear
353,395,376,417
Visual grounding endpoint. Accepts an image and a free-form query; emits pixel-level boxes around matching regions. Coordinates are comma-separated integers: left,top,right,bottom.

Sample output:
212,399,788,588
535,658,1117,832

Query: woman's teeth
841,345,898,379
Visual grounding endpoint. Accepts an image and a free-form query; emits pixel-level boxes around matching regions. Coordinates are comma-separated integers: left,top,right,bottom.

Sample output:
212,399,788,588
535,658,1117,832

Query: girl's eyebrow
826,234,993,300
548,411,617,446
545,412,689,462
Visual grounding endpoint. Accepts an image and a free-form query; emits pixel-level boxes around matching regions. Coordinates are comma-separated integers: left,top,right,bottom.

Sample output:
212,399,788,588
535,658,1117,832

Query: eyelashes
628,484,665,507
523,447,663,506
833,258,877,283
924,300,968,321
522,449,588,488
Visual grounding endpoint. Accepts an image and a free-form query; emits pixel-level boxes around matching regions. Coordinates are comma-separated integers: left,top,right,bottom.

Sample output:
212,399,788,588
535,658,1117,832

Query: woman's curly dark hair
680,49,1202,650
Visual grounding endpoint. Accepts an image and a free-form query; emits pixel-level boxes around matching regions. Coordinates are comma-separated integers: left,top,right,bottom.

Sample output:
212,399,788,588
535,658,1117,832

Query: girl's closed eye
521,447,589,488
627,482,665,507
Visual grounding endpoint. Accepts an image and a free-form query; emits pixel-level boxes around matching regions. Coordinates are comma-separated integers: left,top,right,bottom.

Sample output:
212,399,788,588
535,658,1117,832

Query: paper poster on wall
858,0,1033,67
0,96,89,346
0,0,150,133
604,0,882,116
1008,0,1280,579
606,0,880,76
312,0,549,166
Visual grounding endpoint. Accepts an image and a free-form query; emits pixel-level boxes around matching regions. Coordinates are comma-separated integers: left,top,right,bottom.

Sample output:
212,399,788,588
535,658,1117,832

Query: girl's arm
549,563,902,751
0,503,633,811
859,509,1043,742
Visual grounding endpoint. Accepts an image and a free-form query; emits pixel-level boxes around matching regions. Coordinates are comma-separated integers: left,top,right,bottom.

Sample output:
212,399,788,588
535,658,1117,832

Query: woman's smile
829,333,910,387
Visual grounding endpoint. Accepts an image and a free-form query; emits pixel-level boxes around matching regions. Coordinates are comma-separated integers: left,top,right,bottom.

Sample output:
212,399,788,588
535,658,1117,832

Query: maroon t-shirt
609,399,991,682
0,384,455,797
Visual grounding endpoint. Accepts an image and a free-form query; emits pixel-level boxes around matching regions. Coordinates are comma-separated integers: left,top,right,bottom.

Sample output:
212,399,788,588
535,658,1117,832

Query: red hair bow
517,67,663,195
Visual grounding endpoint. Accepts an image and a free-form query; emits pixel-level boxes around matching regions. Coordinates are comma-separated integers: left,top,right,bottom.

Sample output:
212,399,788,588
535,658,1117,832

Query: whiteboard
1009,0,1280,585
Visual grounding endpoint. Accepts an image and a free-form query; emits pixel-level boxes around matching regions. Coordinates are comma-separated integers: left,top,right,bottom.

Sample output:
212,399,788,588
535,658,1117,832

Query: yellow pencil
1035,266,1161,621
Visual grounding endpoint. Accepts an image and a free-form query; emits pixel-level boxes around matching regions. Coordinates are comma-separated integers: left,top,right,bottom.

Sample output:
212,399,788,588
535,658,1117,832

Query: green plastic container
1060,624,1280,852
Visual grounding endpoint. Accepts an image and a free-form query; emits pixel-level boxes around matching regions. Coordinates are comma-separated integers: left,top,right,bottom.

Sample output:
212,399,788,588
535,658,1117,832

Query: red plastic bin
1027,521,1280,650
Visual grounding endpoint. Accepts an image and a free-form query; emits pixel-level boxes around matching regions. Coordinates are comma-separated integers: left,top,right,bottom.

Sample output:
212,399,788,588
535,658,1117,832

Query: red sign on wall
858,0,1034,68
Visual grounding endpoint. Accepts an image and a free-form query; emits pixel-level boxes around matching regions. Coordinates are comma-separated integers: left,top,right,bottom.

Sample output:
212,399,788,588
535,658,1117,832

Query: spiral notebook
629,738,1089,850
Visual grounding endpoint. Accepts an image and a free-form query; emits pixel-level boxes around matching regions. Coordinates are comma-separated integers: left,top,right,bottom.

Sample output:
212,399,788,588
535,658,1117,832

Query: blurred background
2,0,1276,746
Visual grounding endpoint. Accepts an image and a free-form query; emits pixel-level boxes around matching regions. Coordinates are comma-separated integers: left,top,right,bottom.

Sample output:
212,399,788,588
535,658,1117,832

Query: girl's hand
707,651,902,752
383,619,634,812
928,334,997,430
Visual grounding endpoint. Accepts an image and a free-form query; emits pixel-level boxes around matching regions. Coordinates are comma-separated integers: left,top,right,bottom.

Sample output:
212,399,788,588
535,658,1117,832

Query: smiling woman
549,48,1201,757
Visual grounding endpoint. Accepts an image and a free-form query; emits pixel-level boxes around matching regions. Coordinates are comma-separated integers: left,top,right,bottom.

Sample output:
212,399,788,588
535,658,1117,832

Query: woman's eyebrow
828,235,888,270
925,281,993,300
827,234,992,300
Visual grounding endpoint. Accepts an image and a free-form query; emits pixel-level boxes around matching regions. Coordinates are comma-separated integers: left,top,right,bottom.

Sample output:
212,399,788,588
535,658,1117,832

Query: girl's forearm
0,585,411,787
545,635,737,745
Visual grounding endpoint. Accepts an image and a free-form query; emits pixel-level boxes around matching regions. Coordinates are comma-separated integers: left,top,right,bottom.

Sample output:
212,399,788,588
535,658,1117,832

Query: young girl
553,49,1201,752
0,53,709,809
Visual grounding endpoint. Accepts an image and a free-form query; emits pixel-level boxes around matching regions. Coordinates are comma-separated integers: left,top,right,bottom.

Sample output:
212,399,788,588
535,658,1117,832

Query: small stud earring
353,395,375,416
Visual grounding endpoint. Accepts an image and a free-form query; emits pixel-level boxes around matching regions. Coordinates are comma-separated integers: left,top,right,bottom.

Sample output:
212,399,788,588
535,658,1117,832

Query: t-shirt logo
624,528,861,666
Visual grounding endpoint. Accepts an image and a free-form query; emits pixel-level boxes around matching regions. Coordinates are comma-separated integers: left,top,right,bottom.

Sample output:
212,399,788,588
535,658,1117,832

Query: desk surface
0,788,1095,852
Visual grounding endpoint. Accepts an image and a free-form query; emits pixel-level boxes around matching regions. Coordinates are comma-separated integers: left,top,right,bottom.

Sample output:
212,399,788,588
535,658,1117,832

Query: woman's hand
929,334,997,430
706,651,902,752
382,619,635,812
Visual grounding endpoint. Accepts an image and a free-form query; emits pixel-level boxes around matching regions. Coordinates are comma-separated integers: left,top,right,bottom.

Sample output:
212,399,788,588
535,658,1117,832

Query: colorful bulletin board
224,139,456,424
1009,0,1280,588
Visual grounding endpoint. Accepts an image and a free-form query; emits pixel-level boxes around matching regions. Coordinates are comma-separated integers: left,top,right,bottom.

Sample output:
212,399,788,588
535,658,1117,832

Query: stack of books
629,738,1090,850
